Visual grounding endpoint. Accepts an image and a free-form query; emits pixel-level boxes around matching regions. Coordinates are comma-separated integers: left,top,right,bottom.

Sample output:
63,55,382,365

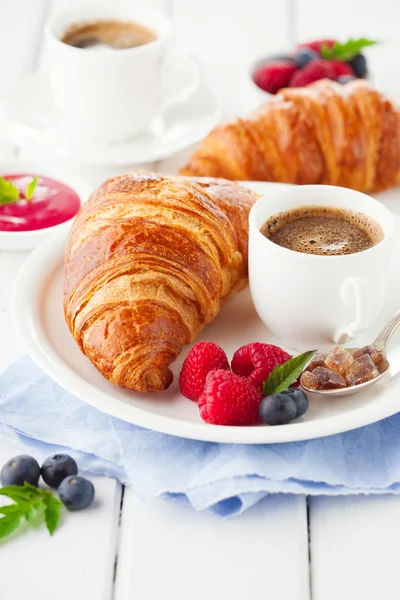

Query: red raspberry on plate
289,59,335,87
253,60,297,94
329,60,354,78
231,342,292,391
298,39,337,55
179,341,229,402
198,369,263,426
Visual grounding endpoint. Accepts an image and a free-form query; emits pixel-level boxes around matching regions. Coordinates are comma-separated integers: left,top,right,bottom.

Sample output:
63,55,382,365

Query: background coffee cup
45,4,201,143
249,185,394,351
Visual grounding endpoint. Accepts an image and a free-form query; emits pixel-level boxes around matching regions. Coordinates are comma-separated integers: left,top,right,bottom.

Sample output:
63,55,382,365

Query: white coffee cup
249,185,394,351
45,4,201,143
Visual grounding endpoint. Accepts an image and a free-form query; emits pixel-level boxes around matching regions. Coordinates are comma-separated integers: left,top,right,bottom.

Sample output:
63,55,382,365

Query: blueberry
293,48,319,69
259,393,297,425
41,454,78,489
252,54,295,75
285,387,309,418
349,53,367,78
267,53,295,63
1,455,40,487
337,75,356,84
58,476,95,511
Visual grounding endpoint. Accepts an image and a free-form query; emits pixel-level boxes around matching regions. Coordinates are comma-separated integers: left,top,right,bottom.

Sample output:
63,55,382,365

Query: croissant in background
64,172,257,393
181,79,400,193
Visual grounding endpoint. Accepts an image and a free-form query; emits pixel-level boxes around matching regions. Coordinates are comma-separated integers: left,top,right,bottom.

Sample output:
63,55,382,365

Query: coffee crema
61,19,157,50
261,206,384,256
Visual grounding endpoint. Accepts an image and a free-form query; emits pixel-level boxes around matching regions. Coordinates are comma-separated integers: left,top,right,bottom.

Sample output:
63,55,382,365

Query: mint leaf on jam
0,482,63,542
0,175,39,205
321,38,378,61
25,176,38,201
0,177,20,205
263,350,316,396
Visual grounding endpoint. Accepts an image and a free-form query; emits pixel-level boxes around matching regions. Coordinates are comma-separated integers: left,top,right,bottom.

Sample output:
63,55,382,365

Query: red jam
0,174,81,232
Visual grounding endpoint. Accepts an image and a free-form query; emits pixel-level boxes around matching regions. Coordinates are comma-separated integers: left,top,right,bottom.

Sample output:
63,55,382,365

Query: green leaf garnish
0,175,39,205
44,495,63,536
25,176,38,201
0,177,20,205
321,38,378,61
0,482,63,542
263,350,316,396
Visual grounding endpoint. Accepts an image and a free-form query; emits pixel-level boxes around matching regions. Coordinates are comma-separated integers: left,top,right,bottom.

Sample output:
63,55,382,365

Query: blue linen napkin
2,355,400,517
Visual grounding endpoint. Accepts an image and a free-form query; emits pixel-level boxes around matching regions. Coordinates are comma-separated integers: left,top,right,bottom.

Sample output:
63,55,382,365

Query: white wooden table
1,1,400,598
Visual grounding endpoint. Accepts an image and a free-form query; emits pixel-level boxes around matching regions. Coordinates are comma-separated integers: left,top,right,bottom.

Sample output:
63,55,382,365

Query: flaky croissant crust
181,79,400,193
64,172,258,393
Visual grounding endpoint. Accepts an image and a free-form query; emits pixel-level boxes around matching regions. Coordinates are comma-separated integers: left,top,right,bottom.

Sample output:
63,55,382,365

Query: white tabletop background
1,0,400,598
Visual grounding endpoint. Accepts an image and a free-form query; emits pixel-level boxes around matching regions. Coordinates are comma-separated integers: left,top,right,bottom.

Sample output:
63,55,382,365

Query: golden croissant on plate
64,171,258,393
181,79,400,193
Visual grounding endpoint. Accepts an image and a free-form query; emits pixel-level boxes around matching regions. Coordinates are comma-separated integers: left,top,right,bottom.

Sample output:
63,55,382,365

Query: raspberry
231,343,292,391
253,61,297,94
198,370,263,426
298,39,337,55
289,59,335,87
329,60,354,79
179,341,229,402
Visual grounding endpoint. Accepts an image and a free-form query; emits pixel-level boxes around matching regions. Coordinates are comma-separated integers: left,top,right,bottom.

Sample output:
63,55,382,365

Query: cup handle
334,276,371,344
151,52,202,134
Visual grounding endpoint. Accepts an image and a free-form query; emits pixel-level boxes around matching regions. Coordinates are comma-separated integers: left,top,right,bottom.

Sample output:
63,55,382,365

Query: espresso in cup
61,19,157,49
261,206,384,256
46,6,200,142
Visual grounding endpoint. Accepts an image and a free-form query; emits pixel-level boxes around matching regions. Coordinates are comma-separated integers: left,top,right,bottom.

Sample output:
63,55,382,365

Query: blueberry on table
293,47,319,69
58,475,95,511
259,393,297,425
349,53,367,78
284,386,309,418
1,455,41,487
337,75,356,84
41,453,78,488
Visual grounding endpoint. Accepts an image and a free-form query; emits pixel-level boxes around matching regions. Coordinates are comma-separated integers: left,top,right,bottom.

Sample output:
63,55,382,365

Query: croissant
181,79,400,193
64,171,258,393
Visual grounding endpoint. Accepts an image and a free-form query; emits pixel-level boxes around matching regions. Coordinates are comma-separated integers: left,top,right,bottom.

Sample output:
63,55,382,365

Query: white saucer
2,71,221,166
11,181,400,444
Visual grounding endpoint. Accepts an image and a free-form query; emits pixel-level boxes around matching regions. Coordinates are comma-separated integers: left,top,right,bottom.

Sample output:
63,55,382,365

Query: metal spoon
301,309,400,397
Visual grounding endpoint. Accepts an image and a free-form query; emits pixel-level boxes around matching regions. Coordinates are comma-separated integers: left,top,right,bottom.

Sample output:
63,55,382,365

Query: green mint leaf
25,507,35,522
44,496,62,536
0,488,34,504
0,177,20,205
263,350,316,396
0,483,42,503
22,482,44,497
0,483,63,542
0,514,22,539
321,38,378,61
0,504,24,515
25,176,38,201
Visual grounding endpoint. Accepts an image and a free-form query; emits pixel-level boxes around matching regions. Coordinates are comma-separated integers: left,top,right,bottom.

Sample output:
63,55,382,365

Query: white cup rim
249,184,394,260
45,3,171,56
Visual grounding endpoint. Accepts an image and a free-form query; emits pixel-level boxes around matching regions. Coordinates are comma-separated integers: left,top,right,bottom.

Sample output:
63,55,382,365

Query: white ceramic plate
2,71,221,166
11,181,400,443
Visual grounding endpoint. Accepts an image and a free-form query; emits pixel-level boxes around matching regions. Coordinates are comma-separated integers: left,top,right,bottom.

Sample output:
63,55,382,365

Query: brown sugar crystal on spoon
345,354,380,386
325,346,354,375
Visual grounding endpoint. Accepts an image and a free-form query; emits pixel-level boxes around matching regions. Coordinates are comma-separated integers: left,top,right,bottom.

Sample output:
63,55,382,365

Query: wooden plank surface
115,490,310,600
0,439,122,600
310,495,400,600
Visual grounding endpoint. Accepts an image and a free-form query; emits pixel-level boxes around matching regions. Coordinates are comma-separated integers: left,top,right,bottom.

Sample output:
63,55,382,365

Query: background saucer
2,71,221,166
